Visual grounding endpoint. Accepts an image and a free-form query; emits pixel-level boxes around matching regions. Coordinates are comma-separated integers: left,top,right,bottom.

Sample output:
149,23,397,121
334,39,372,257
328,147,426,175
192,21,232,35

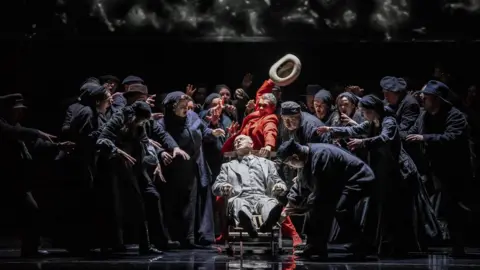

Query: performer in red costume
216,78,302,247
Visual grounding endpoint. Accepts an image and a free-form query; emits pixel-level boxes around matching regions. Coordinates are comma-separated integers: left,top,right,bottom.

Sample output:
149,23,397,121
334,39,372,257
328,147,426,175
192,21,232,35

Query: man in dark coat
0,94,72,257
382,76,426,174
277,139,375,258
299,84,321,113
96,101,164,255
61,79,101,139
406,80,472,257
276,101,329,247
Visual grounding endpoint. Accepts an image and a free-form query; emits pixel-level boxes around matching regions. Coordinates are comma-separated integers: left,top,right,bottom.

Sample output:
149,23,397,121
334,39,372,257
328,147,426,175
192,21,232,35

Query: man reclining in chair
212,135,287,238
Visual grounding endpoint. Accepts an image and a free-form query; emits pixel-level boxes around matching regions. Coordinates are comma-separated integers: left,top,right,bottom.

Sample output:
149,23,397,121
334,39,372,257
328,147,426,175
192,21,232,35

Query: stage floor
1,246,480,270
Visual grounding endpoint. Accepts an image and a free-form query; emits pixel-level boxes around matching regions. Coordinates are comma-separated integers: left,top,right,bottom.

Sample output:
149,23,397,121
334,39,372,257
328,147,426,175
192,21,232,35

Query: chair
221,151,284,257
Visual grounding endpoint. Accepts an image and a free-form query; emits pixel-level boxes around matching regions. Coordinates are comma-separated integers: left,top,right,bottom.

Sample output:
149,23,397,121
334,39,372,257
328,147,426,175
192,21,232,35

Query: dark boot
238,210,258,238
139,222,163,255
259,204,283,232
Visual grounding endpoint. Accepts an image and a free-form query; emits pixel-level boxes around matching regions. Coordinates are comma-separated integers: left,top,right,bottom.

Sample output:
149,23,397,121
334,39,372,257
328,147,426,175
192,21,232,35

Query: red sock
215,196,227,244
281,216,302,247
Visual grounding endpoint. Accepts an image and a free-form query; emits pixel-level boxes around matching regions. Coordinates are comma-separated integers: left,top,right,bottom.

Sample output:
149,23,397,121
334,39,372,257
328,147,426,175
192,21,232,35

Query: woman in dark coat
318,94,440,257
328,92,367,244
199,93,233,179
156,91,225,248
96,101,163,255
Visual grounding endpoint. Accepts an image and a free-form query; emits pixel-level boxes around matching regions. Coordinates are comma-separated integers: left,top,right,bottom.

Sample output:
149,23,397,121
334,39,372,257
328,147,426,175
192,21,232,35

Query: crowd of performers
0,62,479,260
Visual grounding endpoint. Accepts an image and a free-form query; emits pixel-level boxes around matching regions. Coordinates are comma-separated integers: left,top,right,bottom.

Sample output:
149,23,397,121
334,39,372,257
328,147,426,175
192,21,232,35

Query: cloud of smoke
48,0,480,40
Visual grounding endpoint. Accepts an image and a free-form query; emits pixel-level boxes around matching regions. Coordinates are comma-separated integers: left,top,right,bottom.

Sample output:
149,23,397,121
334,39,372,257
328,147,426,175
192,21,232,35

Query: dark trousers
304,189,364,252
0,190,41,253
160,175,197,244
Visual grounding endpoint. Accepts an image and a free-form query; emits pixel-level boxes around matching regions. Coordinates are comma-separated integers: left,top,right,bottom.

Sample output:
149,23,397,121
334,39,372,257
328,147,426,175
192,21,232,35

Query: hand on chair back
221,184,234,197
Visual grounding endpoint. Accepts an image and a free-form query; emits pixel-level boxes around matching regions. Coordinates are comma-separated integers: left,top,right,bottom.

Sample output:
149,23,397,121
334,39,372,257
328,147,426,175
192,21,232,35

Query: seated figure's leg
231,197,257,237
256,196,283,232
230,197,253,227
215,196,227,243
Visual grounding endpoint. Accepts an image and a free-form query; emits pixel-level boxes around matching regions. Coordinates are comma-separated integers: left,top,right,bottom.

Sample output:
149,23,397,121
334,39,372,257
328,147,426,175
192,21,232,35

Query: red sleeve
255,79,275,107
263,115,279,149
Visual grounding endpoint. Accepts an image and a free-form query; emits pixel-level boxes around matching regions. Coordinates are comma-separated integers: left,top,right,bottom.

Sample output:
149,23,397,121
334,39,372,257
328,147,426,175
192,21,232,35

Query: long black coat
156,110,216,244
330,116,440,254
95,108,156,247
407,104,473,212
388,94,427,174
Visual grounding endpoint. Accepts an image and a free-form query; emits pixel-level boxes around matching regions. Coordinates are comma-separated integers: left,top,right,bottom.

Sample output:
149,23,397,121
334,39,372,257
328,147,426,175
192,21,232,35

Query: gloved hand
272,183,287,196
221,184,234,197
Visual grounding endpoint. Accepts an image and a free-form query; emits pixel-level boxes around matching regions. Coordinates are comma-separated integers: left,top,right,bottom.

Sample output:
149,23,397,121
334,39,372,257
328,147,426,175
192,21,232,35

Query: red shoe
216,234,225,244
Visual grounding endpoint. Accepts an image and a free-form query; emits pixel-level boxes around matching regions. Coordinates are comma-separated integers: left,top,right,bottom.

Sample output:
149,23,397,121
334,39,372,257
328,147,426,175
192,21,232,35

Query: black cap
281,101,301,115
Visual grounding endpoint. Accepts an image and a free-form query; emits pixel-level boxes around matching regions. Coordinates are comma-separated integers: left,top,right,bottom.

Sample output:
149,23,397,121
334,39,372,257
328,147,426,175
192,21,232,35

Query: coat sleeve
74,108,99,142
61,105,74,134
287,181,309,207
212,163,229,196
362,118,397,150
0,120,41,141
263,117,278,149
407,114,421,134
422,110,468,144
307,125,329,143
265,160,285,196
199,118,216,141
154,120,180,151
97,112,124,156
329,121,370,138
150,120,179,152
255,79,276,106
398,102,420,139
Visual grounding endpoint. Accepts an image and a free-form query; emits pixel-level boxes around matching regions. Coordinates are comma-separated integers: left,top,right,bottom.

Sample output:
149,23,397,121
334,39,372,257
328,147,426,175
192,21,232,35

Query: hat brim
13,104,27,109
123,90,147,98
415,90,452,105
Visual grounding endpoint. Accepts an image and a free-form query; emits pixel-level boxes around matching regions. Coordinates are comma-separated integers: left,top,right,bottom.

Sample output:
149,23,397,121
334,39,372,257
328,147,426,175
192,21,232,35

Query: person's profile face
234,135,253,154
175,99,189,117
313,100,328,119
360,107,375,122
284,154,304,169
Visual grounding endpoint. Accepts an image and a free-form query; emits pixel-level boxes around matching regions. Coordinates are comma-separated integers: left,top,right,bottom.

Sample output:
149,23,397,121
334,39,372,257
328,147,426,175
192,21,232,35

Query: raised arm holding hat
221,54,301,157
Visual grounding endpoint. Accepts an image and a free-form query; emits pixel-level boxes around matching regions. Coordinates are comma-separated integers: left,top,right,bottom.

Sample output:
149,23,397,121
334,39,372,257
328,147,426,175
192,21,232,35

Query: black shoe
112,245,128,252
238,210,258,238
21,249,49,258
451,247,466,258
294,244,327,259
139,246,163,255
156,240,181,250
259,204,283,233
180,242,211,249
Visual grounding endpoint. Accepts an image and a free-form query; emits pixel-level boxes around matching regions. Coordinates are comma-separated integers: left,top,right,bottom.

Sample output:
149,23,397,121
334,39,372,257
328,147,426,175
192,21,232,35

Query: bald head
234,135,253,155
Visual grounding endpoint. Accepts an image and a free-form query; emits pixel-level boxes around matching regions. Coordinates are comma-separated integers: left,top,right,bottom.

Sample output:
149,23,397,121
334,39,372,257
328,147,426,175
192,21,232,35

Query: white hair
261,93,277,107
